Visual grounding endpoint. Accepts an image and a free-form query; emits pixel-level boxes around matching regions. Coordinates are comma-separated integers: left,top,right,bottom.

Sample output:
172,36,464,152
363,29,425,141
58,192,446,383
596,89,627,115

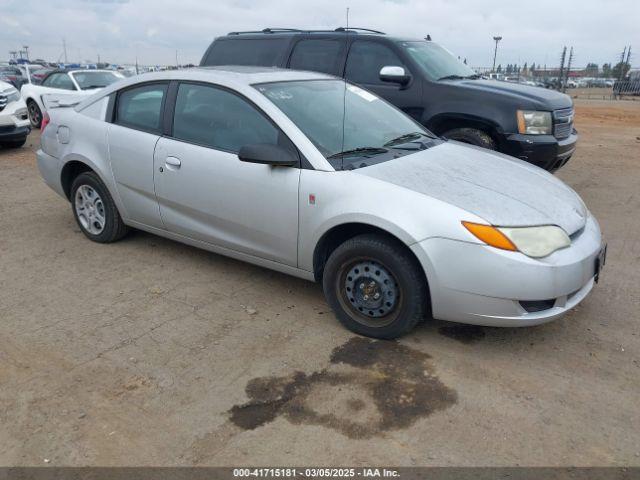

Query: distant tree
602,63,612,77
497,64,502,73
463,58,467,64
530,62,536,73
523,62,528,73
612,61,631,79
505,64,511,74
585,63,599,75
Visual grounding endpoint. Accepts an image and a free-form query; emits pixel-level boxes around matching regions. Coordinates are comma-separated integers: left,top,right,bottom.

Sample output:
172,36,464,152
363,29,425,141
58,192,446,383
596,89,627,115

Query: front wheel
442,127,496,150
323,234,429,339
27,100,42,128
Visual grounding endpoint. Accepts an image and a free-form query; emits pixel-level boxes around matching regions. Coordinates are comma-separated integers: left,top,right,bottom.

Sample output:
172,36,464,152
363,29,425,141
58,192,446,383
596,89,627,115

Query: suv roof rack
334,27,386,34
227,27,386,36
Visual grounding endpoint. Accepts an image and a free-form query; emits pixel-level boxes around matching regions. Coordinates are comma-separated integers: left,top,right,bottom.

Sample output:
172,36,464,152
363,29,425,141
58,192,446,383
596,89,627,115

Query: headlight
463,222,570,258
517,110,552,135
1,87,21,104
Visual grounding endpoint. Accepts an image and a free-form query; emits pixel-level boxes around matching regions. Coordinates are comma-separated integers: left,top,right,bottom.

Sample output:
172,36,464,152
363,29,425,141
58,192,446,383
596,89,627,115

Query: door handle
165,156,181,169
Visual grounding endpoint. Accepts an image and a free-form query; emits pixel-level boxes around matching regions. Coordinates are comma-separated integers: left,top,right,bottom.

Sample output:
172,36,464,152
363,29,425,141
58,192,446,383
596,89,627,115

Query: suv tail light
41,111,50,132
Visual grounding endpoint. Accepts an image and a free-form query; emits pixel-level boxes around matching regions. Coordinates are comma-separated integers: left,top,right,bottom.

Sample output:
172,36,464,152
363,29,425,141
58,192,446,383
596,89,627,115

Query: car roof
76,66,337,110
110,66,334,88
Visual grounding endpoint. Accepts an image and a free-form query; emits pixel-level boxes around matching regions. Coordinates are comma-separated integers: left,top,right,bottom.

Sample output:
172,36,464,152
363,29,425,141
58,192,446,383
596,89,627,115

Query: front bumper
0,98,30,141
501,130,577,172
411,215,603,327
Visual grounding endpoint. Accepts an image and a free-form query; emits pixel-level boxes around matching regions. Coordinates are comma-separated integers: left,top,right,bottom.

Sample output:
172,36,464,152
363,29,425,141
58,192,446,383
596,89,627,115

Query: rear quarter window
202,38,289,67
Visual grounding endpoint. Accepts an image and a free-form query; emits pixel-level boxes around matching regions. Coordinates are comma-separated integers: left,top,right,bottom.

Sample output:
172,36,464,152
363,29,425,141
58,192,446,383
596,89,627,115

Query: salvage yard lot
1,99,639,466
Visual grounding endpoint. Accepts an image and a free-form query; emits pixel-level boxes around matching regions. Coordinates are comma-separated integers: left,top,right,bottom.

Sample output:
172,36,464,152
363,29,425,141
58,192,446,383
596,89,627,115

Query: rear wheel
27,99,42,128
71,172,129,243
442,127,496,150
322,234,428,339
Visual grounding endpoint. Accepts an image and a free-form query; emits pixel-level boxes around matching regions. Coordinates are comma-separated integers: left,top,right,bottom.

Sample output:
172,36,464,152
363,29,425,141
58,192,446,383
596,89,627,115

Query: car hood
452,79,573,110
357,142,587,235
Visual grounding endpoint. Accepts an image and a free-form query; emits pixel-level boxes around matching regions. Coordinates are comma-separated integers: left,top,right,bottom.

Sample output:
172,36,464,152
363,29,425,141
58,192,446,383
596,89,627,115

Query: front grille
553,107,574,139
0,94,7,112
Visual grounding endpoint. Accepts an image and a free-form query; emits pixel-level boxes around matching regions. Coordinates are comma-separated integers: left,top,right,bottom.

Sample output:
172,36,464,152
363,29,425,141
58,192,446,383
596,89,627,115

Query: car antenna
340,7,350,171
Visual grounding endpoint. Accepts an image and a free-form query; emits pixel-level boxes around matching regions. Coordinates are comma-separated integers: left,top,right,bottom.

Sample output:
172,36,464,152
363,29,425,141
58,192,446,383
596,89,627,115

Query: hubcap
343,260,398,319
75,185,106,235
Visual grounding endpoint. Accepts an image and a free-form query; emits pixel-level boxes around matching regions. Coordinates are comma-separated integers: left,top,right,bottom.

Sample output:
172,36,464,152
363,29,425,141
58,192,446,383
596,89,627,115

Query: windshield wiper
437,74,465,81
327,147,388,159
384,131,432,147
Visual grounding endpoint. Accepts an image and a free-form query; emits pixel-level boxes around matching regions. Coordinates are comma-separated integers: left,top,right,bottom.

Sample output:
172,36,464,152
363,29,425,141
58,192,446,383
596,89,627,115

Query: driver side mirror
379,66,411,87
238,143,298,167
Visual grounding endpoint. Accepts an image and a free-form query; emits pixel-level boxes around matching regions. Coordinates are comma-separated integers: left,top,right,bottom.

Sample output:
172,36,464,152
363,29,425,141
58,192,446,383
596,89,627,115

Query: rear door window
345,41,406,85
289,39,344,75
115,83,167,133
203,38,289,67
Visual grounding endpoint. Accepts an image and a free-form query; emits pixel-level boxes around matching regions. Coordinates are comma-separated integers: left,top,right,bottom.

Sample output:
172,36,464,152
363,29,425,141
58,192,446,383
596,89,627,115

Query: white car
0,79,30,148
21,69,124,128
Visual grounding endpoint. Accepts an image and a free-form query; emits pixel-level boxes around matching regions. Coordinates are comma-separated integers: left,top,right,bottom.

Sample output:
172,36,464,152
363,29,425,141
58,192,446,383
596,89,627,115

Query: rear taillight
41,111,50,132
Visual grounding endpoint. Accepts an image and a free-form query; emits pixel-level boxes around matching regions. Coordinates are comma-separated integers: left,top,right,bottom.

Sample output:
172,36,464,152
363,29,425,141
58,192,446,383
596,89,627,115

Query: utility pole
63,38,68,64
492,36,502,72
558,46,567,92
564,46,574,93
175,49,178,68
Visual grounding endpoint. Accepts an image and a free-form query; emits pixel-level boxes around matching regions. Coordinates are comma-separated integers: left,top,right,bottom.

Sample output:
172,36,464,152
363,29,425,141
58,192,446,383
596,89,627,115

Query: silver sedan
36,67,605,338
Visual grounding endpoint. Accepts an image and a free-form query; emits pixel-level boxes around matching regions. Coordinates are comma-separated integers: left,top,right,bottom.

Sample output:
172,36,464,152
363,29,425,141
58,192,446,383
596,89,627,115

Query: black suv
201,28,577,171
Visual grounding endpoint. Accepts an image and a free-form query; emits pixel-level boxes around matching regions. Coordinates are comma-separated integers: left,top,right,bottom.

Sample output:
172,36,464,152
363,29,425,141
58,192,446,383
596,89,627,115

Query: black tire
0,138,27,149
27,99,42,128
322,233,429,339
442,127,496,150
70,172,129,243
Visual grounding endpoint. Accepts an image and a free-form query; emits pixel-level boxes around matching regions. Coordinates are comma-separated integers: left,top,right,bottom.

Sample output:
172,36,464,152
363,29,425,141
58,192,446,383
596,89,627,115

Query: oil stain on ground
229,337,457,439
438,324,486,344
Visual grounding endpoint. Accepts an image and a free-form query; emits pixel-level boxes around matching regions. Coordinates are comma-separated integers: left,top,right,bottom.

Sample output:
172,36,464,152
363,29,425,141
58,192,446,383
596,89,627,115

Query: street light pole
492,36,502,72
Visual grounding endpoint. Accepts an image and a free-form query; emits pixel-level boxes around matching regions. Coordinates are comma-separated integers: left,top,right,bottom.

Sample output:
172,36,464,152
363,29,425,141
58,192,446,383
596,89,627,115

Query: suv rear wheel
71,172,129,243
322,234,428,339
442,127,496,150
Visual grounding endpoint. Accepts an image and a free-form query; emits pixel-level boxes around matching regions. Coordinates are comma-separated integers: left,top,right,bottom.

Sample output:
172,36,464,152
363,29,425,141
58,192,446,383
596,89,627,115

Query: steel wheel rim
336,257,401,328
75,185,106,235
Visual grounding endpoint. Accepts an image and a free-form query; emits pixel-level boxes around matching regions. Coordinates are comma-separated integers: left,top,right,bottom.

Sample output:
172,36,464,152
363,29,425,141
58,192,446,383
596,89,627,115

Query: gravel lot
1,99,639,467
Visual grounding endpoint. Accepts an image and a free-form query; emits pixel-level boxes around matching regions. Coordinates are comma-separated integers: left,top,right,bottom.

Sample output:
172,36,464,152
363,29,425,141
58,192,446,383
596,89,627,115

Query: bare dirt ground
1,99,639,467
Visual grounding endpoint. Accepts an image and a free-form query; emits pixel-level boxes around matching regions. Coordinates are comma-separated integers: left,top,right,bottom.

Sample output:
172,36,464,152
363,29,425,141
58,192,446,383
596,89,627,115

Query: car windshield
256,79,436,169
71,71,121,90
400,41,477,81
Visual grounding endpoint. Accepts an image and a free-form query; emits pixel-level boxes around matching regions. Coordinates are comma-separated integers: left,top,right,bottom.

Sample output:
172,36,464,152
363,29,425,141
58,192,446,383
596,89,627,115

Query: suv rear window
203,38,289,67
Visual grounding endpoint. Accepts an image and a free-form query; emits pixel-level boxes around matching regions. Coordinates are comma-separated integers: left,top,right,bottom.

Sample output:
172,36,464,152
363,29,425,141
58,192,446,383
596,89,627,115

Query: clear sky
1,0,637,68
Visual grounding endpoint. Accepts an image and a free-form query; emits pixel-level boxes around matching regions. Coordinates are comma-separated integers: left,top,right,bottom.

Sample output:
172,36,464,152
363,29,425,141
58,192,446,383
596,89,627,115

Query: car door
107,82,168,229
344,40,423,121
153,82,300,266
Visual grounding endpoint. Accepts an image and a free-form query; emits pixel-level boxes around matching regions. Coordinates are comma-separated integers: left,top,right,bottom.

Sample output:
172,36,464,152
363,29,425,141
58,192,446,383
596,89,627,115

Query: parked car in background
0,80,30,148
201,28,578,172
21,69,124,127
36,67,605,338
27,67,54,85
0,66,26,89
